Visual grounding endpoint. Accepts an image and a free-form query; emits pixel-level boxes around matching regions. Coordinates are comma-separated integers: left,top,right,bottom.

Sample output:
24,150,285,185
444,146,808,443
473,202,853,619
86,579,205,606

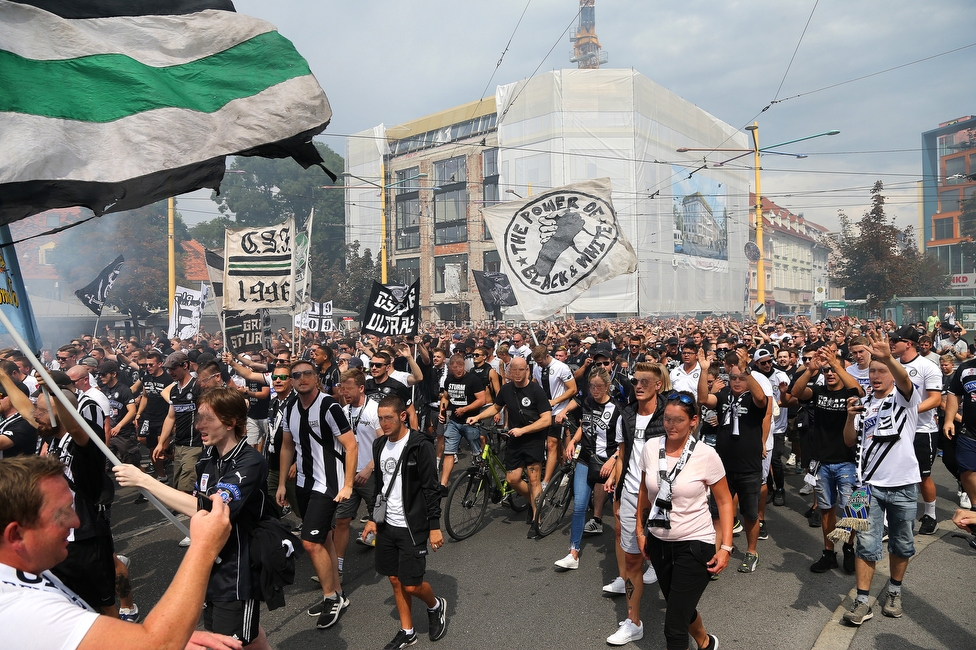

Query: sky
179,0,976,238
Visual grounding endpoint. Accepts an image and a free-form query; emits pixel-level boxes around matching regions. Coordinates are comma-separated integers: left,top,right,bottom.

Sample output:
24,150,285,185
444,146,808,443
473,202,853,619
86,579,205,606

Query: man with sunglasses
366,352,418,430
790,345,862,574
134,351,172,484
566,336,589,380
56,345,80,372
277,360,357,630
96,361,140,468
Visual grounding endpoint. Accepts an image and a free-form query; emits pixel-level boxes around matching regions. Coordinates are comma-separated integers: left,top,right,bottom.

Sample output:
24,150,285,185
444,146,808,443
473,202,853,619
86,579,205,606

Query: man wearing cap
663,338,681,372
152,353,200,541
97,362,140,468
565,336,588,380
938,325,970,367
889,325,944,535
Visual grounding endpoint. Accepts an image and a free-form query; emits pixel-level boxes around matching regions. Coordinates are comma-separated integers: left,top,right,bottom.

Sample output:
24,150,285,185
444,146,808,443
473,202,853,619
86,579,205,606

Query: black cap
666,337,680,346
890,325,919,343
96,361,119,375
591,344,613,359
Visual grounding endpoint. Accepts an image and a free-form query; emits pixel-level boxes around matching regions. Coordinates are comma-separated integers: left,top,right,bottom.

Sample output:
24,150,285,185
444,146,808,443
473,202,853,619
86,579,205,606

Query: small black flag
75,255,124,316
204,248,224,298
473,270,518,312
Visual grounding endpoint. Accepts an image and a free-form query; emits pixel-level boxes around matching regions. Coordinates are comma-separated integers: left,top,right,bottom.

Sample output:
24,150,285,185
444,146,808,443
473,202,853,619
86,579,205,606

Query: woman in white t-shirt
636,391,733,650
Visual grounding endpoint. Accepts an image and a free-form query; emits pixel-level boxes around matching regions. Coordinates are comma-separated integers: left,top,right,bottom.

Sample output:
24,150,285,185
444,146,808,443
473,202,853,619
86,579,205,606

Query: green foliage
212,143,347,282
828,181,947,308
55,201,188,319
189,215,235,249
316,242,380,314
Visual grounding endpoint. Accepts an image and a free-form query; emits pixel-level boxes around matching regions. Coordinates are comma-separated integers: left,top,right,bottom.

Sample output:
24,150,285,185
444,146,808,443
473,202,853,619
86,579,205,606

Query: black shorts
109,433,141,466
334,478,377,521
725,471,763,522
50,535,116,610
204,599,260,645
547,422,564,439
914,431,938,478
504,436,545,471
375,524,428,587
139,419,164,450
297,487,339,543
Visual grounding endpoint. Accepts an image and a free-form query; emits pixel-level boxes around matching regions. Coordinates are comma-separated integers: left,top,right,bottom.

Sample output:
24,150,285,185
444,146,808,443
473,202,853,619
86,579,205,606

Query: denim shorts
443,420,481,456
815,462,857,510
855,483,918,562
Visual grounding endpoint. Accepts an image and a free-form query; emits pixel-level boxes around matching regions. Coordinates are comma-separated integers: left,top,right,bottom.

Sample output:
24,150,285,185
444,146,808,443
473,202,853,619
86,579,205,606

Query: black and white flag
167,284,206,340
295,300,334,332
361,280,419,337
224,309,267,354
204,248,224,298
473,270,518,312
75,255,124,316
223,218,294,313
481,178,636,319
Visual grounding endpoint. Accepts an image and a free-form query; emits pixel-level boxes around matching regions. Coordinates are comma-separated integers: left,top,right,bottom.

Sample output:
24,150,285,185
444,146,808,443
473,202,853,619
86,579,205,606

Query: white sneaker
178,536,191,547
785,453,796,467
603,576,626,595
554,553,579,570
799,483,814,495
583,518,603,535
607,619,643,645
643,564,658,585
960,491,972,509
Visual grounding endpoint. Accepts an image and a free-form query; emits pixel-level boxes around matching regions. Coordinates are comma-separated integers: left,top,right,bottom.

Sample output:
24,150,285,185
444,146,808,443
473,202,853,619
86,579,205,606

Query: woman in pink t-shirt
636,391,733,650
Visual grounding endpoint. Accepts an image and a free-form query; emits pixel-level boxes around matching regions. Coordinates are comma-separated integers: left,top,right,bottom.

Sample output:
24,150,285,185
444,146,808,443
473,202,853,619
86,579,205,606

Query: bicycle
534,421,580,537
444,427,529,541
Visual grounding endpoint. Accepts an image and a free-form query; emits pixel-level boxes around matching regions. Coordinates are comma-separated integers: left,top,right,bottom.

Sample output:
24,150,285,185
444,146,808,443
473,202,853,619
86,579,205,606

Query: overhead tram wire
771,0,820,103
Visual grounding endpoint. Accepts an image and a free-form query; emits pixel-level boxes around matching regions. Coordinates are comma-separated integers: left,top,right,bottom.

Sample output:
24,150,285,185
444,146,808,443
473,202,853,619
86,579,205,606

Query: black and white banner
74,255,124,316
204,248,224,298
225,309,271,354
361,280,420,337
295,300,334,332
472,270,518,312
293,208,314,311
223,218,293,313
481,178,637,319
167,283,207,340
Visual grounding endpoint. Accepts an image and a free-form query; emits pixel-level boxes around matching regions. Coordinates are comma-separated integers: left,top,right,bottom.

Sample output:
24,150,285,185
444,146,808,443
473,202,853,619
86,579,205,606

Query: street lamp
676,123,839,324
338,171,428,283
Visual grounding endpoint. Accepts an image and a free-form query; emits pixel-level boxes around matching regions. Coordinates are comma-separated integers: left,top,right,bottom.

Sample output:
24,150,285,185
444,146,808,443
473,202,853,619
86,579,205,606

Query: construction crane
569,0,607,69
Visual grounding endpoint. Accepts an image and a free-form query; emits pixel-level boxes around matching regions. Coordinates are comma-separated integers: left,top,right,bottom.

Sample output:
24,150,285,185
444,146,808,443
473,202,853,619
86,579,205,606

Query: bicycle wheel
536,469,573,537
444,468,489,541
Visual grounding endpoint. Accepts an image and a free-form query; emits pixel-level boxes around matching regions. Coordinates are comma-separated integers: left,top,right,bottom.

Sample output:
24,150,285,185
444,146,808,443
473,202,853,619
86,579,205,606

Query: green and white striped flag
0,0,334,226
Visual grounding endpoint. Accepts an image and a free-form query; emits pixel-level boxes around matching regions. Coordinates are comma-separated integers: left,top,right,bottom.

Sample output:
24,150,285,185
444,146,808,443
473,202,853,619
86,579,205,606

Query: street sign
951,274,976,289
744,241,761,263
822,300,847,309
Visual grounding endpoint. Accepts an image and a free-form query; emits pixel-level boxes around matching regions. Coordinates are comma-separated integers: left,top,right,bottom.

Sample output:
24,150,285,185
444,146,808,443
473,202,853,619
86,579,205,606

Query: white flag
293,208,315,311
168,285,203,340
223,218,294,313
481,178,636,319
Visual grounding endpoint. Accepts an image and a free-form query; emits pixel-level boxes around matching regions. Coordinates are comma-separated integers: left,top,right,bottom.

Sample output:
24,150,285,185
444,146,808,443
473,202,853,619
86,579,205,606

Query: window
434,157,467,244
940,188,961,213
483,149,500,239
434,254,468,294
946,156,966,184
483,250,501,274
396,198,421,250
38,242,56,265
393,257,420,287
483,149,498,177
934,217,954,240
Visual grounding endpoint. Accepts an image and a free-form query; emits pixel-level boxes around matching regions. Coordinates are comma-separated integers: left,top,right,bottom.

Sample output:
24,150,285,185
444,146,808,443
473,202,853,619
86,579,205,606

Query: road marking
114,514,190,543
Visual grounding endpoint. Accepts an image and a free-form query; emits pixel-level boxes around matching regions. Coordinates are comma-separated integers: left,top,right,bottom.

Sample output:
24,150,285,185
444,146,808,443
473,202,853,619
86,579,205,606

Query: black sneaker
427,596,447,641
808,509,822,528
133,494,148,504
842,543,856,574
773,489,785,507
526,523,541,539
315,593,349,629
810,550,838,573
383,629,418,649
757,521,768,540
918,514,937,535
702,633,720,649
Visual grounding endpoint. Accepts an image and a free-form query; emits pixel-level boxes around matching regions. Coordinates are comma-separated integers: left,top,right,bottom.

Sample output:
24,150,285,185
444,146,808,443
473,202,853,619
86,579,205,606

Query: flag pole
92,315,100,341
0,309,190,537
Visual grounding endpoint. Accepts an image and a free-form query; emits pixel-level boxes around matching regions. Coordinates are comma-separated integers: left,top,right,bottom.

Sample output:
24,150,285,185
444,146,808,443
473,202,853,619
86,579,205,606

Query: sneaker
960,491,972,509
541,481,549,492
356,531,377,547
842,543,855,574
383,629,418,649
732,519,743,534
315,593,349,629
526,523,541,540
881,526,888,542
291,522,303,535
359,513,369,523
881,591,902,618
737,552,759,573
156,475,168,483
799,482,814,496
427,596,447,641
310,574,320,583
785,453,797,467
281,505,292,517
757,521,768,540
118,603,140,622
773,489,785,506
606,619,643,645
643,564,658,585
702,633,720,650
808,509,822,528
133,494,148,504
178,536,191,547
810,550,838,573
583,518,603,535
116,554,130,569
603,576,626,596
554,553,579,570
843,600,874,626
918,514,937,535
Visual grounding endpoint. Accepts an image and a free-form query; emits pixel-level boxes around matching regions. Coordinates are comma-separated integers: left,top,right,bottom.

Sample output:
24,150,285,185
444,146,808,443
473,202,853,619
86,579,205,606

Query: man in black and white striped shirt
276,360,357,631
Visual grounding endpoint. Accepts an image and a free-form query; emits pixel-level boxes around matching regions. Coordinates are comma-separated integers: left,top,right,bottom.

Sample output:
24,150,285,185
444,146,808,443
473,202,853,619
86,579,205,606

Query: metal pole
380,160,387,284
0,309,189,537
168,197,176,322
750,123,766,325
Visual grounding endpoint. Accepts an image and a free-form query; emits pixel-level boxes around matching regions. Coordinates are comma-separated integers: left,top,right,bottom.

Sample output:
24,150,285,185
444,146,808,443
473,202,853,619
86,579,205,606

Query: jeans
814,461,856,510
569,461,594,552
856,483,918,562
444,420,481,456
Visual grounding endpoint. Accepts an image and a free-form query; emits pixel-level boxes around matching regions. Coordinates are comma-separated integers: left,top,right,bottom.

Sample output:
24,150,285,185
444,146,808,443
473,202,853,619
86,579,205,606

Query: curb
809,520,957,650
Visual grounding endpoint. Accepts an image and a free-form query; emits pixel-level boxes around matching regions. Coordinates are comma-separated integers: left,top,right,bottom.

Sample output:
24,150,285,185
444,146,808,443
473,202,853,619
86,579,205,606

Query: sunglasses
666,391,696,406
596,360,612,366
271,374,290,381
290,369,316,380
57,356,70,361
888,337,902,344
369,362,387,368
138,364,149,368
275,359,290,365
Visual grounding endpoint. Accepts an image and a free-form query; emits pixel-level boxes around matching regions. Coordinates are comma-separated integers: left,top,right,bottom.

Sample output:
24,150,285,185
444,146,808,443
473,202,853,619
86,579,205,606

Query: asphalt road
111,456,976,650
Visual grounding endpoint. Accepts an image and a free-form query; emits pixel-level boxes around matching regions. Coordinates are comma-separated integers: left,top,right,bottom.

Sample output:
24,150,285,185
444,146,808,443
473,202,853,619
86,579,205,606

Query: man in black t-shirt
366,351,418,429
699,348,768,573
135,350,172,480
943,357,976,514
790,348,862,574
467,356,552,537
438,355,486,489
0,381,35,458
97,361,140,467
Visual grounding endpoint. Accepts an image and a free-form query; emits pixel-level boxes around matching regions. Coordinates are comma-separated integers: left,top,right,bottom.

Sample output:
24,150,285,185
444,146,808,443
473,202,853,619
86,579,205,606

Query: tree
828,181,947,309
316,242,380,314
188,215,234,249
212,143,346,275
54,201,190,319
